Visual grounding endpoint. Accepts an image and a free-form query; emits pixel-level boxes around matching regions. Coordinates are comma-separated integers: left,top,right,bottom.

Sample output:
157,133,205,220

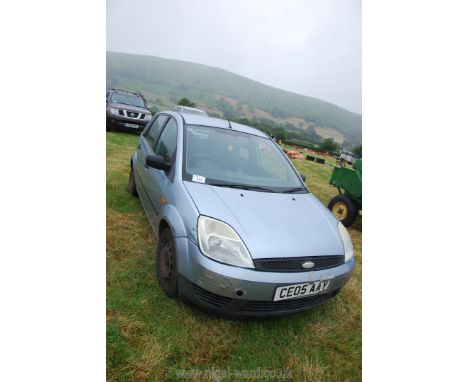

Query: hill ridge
106,51,361,146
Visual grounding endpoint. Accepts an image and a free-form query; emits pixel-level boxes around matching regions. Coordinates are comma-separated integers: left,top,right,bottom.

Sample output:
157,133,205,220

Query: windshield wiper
281,187,307,193
209,183,278,193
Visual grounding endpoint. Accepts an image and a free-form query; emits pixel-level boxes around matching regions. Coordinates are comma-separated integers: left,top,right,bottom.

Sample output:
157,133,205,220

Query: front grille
118,109,124,116
254,256,344,272
239,292,331,313
140,114,145,119
126,111,139,118
193,284,232,307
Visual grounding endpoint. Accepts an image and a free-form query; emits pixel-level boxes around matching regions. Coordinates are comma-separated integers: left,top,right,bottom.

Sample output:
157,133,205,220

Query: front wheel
156,228,178,298
328,194,358,227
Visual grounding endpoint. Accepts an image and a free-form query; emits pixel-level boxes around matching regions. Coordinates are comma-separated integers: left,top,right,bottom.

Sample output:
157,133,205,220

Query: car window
257,141,288,181
154,118,178,164
144,115,168,149
184,125,303,190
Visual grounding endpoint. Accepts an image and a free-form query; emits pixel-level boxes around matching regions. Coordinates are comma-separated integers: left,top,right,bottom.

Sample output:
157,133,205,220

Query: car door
135,114,169,222
144,117,178,219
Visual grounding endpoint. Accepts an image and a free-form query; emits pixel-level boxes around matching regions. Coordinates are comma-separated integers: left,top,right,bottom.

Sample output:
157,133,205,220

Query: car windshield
111,93,145,108
183,125,306,192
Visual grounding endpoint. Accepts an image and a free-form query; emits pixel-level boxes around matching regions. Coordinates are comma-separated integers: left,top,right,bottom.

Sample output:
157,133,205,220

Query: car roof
173,106,207,115
165,111,269,138
110,89,143,97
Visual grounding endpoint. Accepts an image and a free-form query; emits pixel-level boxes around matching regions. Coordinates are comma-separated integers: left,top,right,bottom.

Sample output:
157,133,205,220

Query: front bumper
175,237,356,318
106,115,147,133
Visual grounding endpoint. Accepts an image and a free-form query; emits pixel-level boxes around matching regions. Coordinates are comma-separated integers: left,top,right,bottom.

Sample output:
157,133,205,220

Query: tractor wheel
328,194,358,227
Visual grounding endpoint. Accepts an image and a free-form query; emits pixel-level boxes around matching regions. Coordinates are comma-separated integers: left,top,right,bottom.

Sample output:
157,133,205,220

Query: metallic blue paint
131,112,355,316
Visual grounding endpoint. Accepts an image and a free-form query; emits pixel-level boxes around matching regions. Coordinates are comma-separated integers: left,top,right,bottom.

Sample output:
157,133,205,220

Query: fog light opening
235,289,244,297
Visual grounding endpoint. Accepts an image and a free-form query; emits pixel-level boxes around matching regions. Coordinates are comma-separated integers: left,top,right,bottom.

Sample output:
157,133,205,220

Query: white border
0,0,105,381
364,0,468,380
1,0,468,380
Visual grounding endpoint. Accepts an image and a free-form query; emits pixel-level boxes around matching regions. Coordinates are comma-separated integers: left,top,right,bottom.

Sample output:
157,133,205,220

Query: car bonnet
184,181,344,259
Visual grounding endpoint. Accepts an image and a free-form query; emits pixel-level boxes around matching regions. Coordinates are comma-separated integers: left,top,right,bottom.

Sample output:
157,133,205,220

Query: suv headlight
144,113,152,120
197,215,254,268
338,222,354,262
108,107,120,116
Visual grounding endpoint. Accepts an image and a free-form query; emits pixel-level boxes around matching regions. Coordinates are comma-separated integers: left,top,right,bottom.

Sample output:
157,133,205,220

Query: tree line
149,97,360,154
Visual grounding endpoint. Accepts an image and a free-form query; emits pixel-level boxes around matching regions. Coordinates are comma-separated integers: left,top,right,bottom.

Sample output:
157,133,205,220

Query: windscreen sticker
192,175,206,184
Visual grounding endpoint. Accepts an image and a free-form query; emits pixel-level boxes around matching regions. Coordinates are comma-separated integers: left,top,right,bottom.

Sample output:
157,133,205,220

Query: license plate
124,123,140,128
273,280,331,301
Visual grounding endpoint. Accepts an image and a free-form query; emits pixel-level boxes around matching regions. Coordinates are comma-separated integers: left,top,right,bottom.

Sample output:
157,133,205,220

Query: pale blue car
129,111,355,318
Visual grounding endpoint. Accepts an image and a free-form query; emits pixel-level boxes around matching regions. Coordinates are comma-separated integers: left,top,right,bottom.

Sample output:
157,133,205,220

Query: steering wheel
188,153,222,171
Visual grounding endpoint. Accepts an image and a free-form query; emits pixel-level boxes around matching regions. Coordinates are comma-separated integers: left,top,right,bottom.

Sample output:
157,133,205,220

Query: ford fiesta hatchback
129,111,355,318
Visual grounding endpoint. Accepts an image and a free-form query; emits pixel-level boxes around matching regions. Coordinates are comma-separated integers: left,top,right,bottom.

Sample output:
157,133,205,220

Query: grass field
107,132,362,381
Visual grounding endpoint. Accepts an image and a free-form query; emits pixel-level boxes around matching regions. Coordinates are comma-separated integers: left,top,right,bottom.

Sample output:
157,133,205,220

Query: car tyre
156,228,178,298
128,165,138,197
328,194,358,227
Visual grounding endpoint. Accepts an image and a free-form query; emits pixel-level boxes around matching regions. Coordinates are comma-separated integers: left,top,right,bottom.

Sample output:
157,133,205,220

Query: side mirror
300,173,306,181
146,154,170,171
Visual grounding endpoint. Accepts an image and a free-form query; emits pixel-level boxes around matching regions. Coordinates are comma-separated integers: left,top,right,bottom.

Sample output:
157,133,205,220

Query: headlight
108,107,120,116
197,215,254,268
144,113,152,120
338,222,354,262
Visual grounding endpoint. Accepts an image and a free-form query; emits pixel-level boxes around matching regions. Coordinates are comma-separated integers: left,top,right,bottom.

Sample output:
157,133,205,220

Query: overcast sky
107,0,361,114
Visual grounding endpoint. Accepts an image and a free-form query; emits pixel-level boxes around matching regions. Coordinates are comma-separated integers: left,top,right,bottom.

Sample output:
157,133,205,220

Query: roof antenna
228,120,233,129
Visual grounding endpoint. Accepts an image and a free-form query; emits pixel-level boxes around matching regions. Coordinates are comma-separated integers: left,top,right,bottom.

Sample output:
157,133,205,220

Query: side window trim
143,113,170,137
153,117,178,181
141,132,154,153
142,114,170,152
153,117,177,161
141,115,155,137
150,116,171,151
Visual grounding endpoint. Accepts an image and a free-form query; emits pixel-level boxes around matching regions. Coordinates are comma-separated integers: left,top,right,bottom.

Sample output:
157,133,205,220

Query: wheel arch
158,218,171,236
158,205,188,239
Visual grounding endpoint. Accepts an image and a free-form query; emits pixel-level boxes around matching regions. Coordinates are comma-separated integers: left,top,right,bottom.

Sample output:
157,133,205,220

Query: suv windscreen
111,92,145,108
183,125,305,193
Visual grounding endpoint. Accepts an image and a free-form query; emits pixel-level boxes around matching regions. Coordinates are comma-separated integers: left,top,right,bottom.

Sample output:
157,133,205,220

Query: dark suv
106,89,152,133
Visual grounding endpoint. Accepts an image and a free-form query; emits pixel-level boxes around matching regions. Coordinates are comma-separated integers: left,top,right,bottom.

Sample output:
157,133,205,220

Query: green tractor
328,159,362,227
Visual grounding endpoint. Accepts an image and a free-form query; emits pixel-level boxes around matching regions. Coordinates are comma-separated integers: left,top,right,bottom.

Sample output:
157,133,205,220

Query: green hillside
106,51,361,147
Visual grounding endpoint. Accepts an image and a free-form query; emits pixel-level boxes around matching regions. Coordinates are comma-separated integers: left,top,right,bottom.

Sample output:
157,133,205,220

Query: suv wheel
156,228,178,298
